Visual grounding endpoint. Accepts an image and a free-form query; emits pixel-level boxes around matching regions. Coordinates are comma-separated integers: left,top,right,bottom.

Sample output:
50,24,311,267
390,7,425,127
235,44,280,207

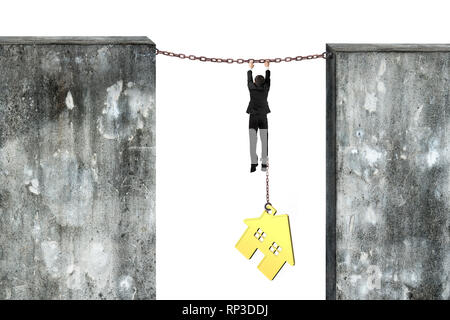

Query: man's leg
260,129,268,171
259,115,268,171
249,115,259,172
249,128,258,165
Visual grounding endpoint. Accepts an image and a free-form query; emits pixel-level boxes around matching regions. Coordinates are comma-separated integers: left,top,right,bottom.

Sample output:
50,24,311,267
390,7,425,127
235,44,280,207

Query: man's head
255,75,265,86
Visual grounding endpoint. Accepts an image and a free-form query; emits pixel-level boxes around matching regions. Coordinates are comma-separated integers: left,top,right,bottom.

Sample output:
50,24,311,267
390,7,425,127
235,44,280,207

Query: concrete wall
327,44,450,300
0,37,156,299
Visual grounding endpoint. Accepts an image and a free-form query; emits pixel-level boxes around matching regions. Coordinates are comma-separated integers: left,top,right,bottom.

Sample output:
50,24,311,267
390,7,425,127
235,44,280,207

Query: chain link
156,48,330,64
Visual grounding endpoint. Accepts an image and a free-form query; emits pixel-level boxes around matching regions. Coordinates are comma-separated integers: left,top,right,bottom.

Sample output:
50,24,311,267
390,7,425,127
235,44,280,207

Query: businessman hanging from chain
247,59,270,173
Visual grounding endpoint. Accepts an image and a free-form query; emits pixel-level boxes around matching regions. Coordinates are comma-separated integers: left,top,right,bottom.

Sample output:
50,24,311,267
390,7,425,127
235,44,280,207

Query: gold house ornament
235,204,295,280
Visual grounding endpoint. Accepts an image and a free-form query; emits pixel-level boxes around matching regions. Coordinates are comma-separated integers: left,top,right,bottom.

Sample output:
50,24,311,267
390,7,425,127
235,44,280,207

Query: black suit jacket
246,69,271,115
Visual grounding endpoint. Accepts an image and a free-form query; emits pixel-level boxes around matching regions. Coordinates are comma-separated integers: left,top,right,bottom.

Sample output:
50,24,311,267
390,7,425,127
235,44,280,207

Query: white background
2,0,449,300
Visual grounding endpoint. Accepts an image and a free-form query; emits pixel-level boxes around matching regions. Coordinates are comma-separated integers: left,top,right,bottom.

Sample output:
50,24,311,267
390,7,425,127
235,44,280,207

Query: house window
254,228,266,242
269,242,282,256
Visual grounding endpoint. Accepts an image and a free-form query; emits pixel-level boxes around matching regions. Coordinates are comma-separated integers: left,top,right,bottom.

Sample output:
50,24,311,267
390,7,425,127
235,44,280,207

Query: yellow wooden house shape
235,205,294,280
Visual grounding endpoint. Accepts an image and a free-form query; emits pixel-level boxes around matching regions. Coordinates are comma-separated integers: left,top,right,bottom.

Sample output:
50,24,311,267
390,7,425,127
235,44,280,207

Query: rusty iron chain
155,48,330,64
266,160,270,208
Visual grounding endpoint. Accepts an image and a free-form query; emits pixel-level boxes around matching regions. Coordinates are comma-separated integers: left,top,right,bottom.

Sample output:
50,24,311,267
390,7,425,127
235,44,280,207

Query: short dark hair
255,75,265,86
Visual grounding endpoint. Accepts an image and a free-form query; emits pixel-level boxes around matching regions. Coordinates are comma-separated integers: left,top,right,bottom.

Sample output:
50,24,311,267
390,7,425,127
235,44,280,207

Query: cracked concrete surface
0,37,155,299
327,44,450,300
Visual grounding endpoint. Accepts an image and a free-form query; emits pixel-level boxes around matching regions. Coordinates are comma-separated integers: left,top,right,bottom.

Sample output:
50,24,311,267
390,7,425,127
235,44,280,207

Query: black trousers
249,113,268,131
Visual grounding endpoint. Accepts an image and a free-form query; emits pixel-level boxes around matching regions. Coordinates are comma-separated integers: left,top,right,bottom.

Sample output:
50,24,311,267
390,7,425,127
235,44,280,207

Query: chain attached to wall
156,48,330,64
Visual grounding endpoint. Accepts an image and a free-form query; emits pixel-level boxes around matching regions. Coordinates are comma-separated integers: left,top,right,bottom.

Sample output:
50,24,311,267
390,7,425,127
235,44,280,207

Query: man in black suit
247,59,270,172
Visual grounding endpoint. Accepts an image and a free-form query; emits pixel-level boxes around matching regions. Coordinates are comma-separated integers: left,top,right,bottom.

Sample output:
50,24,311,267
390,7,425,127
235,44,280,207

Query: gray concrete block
327,44,450,300
0,37,155,299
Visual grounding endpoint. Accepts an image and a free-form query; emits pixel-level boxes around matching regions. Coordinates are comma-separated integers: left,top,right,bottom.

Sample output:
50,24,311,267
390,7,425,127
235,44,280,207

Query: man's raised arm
264,60,270,89
247,60,254,88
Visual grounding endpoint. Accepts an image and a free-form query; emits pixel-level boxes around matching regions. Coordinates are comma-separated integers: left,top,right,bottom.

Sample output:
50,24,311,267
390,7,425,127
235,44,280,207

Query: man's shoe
261,164,267,172
250,164,258,173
